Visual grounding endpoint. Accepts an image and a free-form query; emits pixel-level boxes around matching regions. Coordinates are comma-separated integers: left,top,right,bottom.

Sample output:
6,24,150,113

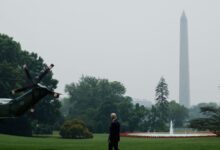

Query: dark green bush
60,119,93,139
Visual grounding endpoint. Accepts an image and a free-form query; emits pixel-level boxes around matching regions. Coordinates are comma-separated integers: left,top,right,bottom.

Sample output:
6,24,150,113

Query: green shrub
60,119,93,139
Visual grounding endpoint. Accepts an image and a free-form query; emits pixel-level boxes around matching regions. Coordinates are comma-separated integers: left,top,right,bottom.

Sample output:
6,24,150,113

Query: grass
0,133,220,150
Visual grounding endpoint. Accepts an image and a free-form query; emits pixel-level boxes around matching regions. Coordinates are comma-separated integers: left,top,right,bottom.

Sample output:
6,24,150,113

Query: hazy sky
0,0,220,105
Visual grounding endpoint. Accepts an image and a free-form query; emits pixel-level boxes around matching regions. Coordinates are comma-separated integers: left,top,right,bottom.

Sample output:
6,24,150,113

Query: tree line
62,76,189,132
1,33,218,136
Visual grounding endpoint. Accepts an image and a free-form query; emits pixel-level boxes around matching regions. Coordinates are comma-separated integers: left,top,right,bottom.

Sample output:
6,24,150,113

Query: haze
0,0,220,105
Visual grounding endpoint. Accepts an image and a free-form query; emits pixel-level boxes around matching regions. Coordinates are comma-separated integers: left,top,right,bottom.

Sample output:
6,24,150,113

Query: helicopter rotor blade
23,64,34,84
10,63,55,95
11,84,33,95
35,64,54,83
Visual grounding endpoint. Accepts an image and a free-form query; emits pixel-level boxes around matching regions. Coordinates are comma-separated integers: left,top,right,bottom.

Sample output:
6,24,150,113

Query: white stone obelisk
179,11,190,108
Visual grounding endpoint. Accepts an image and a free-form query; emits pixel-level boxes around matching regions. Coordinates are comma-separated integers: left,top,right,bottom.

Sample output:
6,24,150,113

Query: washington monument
179,11,190,108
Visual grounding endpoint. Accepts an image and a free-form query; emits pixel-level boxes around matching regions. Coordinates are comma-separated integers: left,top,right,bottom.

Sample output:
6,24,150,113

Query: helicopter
0,64,60,118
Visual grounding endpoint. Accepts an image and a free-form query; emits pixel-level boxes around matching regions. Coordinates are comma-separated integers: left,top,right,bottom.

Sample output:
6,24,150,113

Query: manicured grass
0,133,220,150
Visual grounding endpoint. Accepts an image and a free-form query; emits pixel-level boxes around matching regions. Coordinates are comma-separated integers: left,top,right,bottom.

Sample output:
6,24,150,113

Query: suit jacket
109,119,120,142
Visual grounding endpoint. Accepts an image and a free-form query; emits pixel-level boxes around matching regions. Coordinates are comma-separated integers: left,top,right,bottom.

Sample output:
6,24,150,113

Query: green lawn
0,133,220,150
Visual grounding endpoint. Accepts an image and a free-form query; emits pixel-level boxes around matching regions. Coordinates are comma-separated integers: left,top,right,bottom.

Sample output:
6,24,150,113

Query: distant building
179,11,190,108
133,98,152,108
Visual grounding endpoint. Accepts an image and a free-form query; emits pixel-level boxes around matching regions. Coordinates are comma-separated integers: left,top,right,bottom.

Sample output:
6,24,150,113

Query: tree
168,100,188,127
95,101,118,133
155,77,169,128
63,76,142,132
189,105,220,136
64,76,127,132
189,102,218,120
117,96,133,132
128,103,149,132
148,105,167,131
0,62,23,97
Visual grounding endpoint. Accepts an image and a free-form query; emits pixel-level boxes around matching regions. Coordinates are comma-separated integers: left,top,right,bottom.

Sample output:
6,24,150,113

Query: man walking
108,113,120,150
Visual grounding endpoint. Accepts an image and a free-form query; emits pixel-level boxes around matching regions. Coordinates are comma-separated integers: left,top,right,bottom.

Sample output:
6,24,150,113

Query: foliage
188,102,218,120
189,105,220,136
155,77,169,122
64,76,123,132
117,96,134,131
62,76,149,132
155,77,169,104
168,100,188,127
149,77,170,131
128,103,149,131
147,78,189,131
62,75,190,132
148,105,168,131
60,119,93,139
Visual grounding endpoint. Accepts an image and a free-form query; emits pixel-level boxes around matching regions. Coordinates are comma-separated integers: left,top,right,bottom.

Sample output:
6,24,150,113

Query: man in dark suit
108,113,120,150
